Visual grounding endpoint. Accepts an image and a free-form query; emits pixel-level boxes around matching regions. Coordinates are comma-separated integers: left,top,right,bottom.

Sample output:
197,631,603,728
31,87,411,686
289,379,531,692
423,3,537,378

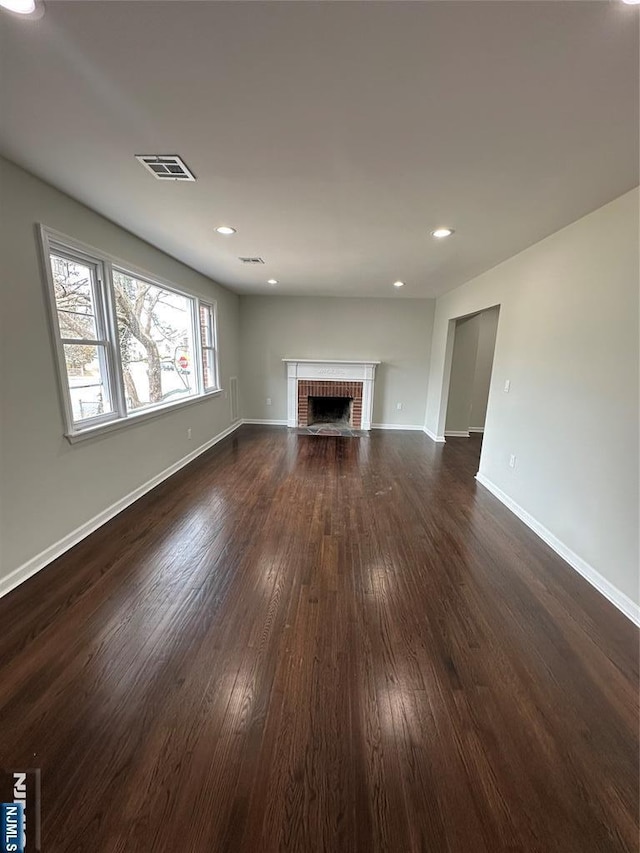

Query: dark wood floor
0,426,638,852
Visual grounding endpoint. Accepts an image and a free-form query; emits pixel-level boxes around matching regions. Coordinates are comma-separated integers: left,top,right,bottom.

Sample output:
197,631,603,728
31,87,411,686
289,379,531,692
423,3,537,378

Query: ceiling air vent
239,257,265,264
135,155,196,182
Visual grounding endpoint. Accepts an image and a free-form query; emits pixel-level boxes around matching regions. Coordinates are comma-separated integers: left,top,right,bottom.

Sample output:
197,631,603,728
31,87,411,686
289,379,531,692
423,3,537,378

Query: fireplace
297,380,363,428
284,360,379,430
308,395,353,427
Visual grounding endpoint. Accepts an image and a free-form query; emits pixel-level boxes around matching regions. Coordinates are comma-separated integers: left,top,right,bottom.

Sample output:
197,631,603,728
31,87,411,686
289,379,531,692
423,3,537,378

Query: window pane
63,344,113,422
203,348,216,390
112,270,197,412
58,310,97,340
199,303,212,347
51,254,98,339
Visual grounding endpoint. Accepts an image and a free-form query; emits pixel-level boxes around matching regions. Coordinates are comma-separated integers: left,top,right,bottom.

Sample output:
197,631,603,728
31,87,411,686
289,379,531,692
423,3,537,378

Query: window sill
65,388,224,444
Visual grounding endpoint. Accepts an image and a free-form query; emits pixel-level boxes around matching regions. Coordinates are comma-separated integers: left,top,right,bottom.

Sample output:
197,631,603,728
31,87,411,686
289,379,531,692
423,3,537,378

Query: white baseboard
423,427,446,443
242,418,288,426
469,427,484,434
475,472,640,627
371,423,424,431
445,430,470,438
0,420,243,601
244,420,423,431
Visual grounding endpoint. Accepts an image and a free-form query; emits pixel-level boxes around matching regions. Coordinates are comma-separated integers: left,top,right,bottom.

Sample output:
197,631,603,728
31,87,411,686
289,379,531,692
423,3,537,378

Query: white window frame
111,263,204,411
38,225,222,443
199,300,219,392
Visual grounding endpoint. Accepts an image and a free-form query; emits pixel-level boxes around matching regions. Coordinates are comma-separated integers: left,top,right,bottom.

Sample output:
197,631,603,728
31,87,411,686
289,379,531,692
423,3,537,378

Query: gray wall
240,295,435,427
426,188,639,607
445,314,481,434
470,306,499,431
445,306,499,434
0,158,240,584
3,154,637,621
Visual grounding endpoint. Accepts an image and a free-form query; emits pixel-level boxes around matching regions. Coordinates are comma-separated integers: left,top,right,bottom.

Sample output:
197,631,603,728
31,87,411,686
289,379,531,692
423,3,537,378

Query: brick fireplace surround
284,360,380,431
297,380,363,429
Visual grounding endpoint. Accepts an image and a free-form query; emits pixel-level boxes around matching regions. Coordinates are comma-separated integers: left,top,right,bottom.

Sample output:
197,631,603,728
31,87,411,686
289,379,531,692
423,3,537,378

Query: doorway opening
444,306,500,442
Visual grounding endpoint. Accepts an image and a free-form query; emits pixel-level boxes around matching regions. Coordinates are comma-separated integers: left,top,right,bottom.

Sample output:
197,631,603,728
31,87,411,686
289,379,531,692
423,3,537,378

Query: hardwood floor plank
0,427,637,852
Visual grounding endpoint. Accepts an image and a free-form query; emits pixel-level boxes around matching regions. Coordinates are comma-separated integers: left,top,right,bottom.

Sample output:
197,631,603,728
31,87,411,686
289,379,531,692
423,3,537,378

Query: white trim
284,359,378,430
242,418,288,426
198,300,220,394
40,224,207,298
243,420,424,431
282,359,381,365
244,420,427,432
371,423,424,431
475,473,640,627
423,427,446,443
0,421,243,601
38,228,120,436
444,430,470,437
38,224,221,443
65,389,223,443
469,427,485,434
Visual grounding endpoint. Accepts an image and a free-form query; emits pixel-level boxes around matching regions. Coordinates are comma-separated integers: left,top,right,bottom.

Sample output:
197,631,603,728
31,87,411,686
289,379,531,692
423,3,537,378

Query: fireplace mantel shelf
282,359,380,365
284,359,380,430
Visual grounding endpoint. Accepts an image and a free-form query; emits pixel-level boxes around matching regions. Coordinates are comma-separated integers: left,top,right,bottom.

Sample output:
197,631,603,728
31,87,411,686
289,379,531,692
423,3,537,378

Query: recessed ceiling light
393,281,405,288
622,0,640,5
0,0,42,14
215,226,236,236
267,279,278,285
431,227,455,239
0,0,34,10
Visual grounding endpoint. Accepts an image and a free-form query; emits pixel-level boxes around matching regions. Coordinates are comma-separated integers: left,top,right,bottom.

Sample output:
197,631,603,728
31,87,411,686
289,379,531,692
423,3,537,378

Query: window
40,227,221,440
199,302,218,392
49,251,116,427
112,270,198,412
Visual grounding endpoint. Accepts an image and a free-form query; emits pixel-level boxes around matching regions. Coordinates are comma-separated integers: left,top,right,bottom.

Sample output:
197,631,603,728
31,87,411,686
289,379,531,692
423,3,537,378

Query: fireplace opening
308,396,353,426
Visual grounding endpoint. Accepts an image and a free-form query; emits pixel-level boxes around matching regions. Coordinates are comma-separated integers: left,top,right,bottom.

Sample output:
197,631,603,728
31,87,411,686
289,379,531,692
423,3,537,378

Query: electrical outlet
187,428,192,440
509,454,516,469
504,379,511,393
266,397,272,406
396,402,403,410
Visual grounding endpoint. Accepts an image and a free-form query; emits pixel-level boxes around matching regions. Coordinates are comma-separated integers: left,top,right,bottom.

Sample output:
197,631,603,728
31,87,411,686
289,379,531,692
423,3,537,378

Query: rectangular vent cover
238,257,265,265
135,155,196,181
229,376,239,422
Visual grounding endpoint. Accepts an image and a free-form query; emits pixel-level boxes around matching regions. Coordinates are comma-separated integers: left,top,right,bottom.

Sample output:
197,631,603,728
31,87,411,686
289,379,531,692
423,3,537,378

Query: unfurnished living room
0,1,638,851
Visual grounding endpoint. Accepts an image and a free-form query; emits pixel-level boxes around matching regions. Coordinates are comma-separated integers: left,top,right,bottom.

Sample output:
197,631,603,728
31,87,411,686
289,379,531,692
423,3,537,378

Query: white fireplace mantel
283,359,380,430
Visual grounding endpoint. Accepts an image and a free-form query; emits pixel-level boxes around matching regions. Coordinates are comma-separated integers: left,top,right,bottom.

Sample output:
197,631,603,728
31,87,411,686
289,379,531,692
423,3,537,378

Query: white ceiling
0,1,638,298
